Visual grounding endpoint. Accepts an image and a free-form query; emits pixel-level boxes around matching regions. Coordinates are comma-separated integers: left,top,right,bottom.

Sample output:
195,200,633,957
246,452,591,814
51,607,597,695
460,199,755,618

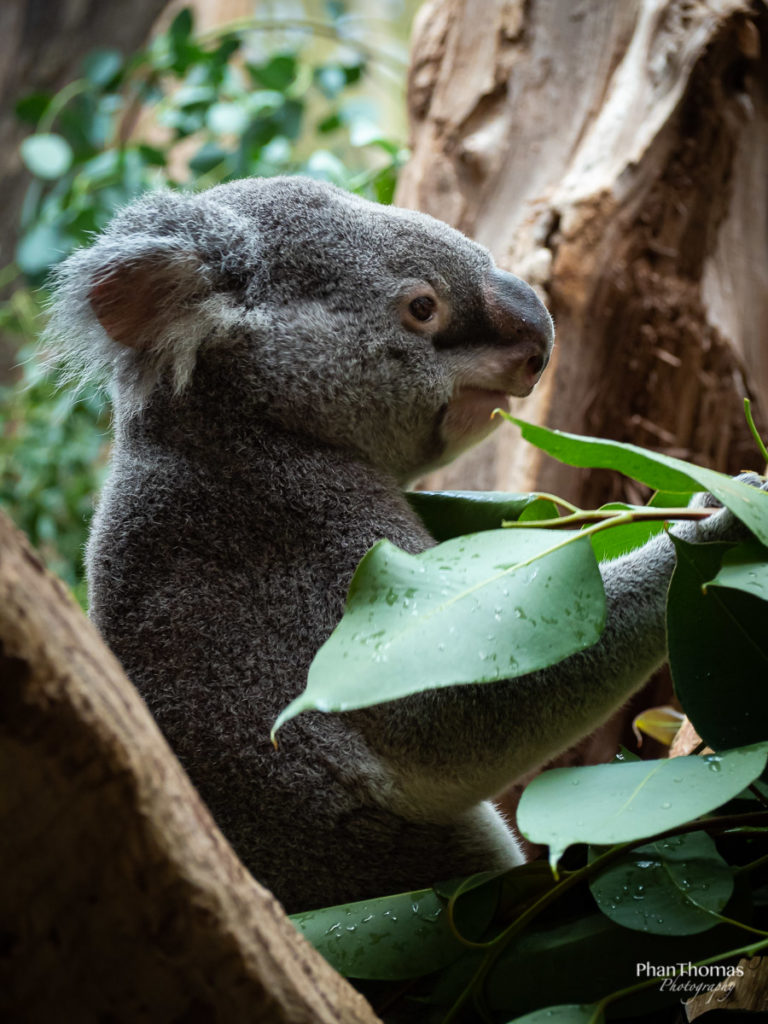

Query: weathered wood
0,509,380,1024
400,0,768,501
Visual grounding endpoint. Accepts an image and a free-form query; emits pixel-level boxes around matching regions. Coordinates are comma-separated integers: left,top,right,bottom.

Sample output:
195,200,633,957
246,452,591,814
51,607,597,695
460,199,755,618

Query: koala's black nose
484,268,554,372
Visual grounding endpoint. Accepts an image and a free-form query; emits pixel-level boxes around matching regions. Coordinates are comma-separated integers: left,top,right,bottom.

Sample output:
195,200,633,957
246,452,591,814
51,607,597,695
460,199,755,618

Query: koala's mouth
440,387,510,456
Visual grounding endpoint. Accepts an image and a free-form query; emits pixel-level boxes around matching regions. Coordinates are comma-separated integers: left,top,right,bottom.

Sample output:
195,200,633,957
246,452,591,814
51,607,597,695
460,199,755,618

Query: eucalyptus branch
734,850,768,876
503,506,712,531
748,783,768,810
38,79,93,133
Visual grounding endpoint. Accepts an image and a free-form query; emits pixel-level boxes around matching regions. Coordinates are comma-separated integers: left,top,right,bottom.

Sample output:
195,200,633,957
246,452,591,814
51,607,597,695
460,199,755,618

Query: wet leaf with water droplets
517,743,768,867
273,528,604,732
589,831,733,935
290,879,498,980
505,416,768,545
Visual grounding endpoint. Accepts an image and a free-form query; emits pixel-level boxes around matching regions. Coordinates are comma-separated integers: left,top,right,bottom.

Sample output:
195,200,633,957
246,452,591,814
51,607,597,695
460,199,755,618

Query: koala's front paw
687,472,767,544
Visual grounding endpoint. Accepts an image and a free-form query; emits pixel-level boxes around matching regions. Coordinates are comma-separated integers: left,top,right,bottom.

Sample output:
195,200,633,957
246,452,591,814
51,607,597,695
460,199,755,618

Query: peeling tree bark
0,510,380,1024
397,0,768,810
399,0,768,502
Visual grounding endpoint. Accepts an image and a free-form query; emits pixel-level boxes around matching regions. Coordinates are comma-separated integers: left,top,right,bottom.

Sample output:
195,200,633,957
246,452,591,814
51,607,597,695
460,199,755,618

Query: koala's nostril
528,353,545,378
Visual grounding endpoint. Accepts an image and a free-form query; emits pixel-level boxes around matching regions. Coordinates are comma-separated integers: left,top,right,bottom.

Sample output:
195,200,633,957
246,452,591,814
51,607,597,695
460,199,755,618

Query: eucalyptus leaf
517,744,768,867
207,101,248,135
708,541,768,602
16,223,70,276
589,831,733,935
632,706,684,746
290,884,494,980
272,528,605,734
20,134,74,180
649,490,695,508
504,1007,602,1024
506,417,768,546
668,536,768,750
82,48,123,86
169,7,193,45
588,503,665,562
517,497,560,523
406,490,546,542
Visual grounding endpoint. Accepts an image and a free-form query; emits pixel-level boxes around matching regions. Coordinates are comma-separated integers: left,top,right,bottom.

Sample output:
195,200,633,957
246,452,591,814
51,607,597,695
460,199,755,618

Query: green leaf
206,101,248,136
504,1007,602,1024
188,142,229,174
517,745,768,866
305,149,347,184
82,48,123,86
589,831,733,935
588,503,665,562
169,7,193,45
15,92,51,126
16,223,70,276
405,491,547,542
517,497,560,523
290,885,493,980
668,536,768,750
507,417,768,546
708,541,768,601
253,53,297,91
272,528,605,734
649,489,695,508
20,134,74,179
315,65,347,98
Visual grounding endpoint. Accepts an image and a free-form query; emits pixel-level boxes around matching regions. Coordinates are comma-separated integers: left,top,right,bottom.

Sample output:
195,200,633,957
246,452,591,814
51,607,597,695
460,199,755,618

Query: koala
45,176,746,913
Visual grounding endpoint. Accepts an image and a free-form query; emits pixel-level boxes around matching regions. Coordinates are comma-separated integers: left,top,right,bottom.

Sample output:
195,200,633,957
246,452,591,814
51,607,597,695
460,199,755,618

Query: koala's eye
400,284,444,334
408,295,436,322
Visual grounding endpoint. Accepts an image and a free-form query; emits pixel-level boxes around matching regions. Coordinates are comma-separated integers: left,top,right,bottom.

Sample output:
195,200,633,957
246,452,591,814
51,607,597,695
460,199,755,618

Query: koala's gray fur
46,176,744,913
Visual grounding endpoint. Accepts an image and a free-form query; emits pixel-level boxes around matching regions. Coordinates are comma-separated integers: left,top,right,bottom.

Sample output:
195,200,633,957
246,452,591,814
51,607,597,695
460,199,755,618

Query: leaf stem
39,79,92,133
503,507,712,531
744,397,768,466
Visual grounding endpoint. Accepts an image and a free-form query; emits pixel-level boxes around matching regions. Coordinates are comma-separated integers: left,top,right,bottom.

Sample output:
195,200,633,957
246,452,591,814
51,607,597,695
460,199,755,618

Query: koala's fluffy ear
43,189,251,407
87,244,210,351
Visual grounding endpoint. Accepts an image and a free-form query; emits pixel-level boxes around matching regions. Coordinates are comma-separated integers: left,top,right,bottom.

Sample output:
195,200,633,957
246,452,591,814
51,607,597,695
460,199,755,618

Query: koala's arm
351,507,740,824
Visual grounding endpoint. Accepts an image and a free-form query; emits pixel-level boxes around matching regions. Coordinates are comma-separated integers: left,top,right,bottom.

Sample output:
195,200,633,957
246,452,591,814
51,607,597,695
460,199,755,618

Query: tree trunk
0,510,380,1024
397,0,768,811
399,0,768,502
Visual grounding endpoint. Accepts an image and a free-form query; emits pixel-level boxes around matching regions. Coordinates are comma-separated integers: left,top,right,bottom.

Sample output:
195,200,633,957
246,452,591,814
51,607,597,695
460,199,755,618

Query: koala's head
47,176,553,483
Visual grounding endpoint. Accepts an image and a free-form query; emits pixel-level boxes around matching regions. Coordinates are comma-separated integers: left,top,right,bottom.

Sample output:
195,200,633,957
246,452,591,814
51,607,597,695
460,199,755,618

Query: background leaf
20,134,74,179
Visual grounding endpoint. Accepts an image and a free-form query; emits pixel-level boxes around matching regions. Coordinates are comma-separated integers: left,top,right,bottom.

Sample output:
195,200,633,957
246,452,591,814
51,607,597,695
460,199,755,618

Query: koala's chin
438,387,509,463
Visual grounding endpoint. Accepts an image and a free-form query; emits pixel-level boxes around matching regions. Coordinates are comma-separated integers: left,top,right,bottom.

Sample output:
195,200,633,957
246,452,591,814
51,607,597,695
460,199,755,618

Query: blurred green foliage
0,3,408,602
